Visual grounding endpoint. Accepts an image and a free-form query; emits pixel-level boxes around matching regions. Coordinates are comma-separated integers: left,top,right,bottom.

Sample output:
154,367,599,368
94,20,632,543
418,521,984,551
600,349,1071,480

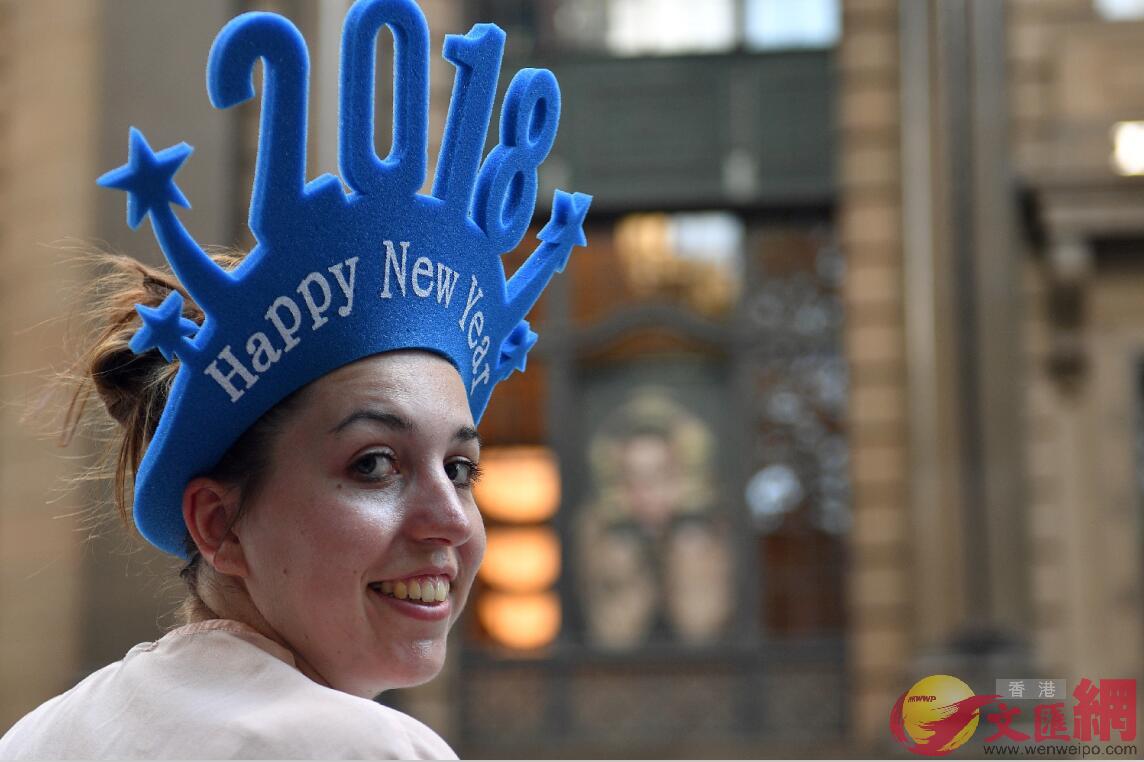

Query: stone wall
0,0,98,729
1009,0,1144,688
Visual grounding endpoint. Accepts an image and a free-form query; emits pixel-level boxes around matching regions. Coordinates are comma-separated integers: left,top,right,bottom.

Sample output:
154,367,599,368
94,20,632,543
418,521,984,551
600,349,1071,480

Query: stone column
837,0,914,747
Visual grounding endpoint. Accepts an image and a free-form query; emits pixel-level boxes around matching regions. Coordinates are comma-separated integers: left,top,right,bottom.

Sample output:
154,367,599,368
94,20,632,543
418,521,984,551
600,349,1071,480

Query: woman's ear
182,477,249,578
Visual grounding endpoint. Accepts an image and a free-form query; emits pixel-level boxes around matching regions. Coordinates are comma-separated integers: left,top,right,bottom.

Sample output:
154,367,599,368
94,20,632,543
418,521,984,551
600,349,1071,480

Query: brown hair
46,246,307,624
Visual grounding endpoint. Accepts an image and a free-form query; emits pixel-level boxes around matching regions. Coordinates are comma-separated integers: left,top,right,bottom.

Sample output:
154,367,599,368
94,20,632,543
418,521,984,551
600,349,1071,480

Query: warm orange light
478,526,561,593
477,591,561,650
473,445,560,522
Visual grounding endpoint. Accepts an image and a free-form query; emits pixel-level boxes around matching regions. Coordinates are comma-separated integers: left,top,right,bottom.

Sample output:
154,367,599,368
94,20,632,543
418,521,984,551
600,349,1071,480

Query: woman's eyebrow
328,409,413,435
328,411,481,448
455,426,481,447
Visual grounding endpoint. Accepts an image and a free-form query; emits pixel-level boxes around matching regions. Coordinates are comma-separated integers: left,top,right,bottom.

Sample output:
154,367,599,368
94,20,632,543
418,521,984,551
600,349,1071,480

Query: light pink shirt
0,619,457,759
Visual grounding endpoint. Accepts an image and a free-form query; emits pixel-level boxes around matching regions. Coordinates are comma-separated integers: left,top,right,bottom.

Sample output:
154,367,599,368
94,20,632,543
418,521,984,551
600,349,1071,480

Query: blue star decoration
499,320,539,376
537,191,591,271
129,290,201,363
97,127,193,229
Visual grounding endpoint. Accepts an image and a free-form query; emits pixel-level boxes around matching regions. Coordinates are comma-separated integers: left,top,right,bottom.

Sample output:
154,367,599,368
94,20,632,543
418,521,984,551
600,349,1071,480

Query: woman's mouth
368,575,450,606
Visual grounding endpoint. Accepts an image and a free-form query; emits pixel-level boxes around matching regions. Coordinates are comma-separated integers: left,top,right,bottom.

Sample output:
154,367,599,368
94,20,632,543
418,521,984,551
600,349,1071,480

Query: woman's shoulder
246,690,457,760
151,619,459,758
0,620,456,760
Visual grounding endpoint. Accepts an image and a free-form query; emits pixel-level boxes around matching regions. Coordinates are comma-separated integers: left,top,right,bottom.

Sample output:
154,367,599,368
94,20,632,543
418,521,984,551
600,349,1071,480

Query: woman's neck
187,571,335,691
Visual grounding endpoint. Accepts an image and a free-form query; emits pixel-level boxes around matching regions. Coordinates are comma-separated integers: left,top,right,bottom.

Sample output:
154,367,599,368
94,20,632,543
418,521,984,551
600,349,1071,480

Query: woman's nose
404,466,477,546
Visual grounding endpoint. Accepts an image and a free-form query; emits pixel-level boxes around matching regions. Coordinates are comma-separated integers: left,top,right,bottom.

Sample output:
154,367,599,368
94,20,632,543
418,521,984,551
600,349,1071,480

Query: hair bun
91,343,167,428
43,247,241,541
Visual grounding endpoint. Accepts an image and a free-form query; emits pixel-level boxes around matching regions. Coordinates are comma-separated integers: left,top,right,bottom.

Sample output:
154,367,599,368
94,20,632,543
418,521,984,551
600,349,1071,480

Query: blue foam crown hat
98,0,591,557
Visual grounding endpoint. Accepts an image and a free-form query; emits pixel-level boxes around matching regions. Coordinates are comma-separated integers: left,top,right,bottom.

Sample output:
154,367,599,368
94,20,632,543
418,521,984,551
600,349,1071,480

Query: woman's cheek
471,503,488,561
311,489,392,538
460,510,487,595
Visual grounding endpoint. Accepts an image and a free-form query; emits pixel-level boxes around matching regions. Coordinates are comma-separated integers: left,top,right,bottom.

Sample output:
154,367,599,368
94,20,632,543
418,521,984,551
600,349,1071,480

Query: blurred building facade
0,0,1142,757
840,0,1144,752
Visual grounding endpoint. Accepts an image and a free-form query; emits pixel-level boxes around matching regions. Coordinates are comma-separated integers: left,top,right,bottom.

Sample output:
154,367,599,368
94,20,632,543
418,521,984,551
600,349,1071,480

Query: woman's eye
352,452,397,481
444,459,482,488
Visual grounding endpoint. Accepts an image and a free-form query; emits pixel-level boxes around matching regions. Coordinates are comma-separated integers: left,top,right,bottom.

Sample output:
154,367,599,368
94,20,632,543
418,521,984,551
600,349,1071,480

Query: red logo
890,676,1138,755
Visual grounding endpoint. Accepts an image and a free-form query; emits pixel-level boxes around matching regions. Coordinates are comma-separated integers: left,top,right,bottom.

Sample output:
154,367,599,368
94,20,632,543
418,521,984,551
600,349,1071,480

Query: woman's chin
334,645,447,698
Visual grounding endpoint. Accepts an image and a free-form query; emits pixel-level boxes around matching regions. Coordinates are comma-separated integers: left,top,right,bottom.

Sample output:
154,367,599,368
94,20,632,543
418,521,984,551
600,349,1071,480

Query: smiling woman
0,254,486,759
197,352,487,699
0,0,589,757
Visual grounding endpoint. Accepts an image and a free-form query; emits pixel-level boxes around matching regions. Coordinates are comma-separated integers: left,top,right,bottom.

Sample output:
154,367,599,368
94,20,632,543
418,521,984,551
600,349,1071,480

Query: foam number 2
474,68,560,251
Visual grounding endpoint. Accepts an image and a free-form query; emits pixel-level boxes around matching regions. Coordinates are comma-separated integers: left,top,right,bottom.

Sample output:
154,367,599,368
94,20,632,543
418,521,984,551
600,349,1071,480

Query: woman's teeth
371,577,450,604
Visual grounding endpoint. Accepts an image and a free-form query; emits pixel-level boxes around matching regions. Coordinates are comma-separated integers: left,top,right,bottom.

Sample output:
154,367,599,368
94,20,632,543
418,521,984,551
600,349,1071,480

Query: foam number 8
474,68,560,251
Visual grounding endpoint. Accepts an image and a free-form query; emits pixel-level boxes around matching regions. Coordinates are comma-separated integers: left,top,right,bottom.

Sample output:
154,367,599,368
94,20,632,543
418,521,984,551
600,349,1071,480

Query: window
573,212,745,325
453,215,848,752
596,0,841,55
477,0,842,56
604,0,736,56
745,0,841,50
1095,0,1144,21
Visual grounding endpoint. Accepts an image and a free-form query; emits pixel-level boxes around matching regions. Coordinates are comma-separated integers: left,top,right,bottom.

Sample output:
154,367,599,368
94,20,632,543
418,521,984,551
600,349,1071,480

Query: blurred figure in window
576,389,731,649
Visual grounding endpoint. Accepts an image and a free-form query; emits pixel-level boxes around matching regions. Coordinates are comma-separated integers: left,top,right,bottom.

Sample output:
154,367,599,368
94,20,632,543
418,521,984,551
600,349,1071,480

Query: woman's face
235,351,485,698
